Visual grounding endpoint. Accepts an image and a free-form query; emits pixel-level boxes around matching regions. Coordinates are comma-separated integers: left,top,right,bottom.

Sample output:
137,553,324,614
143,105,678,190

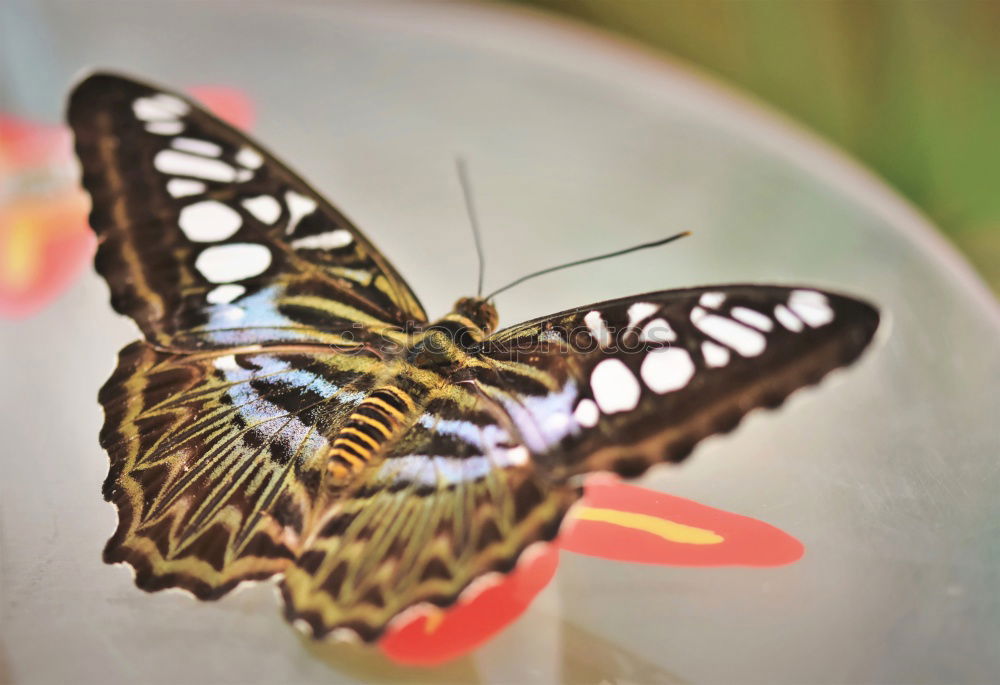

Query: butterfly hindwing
479,285,879,480
281,370,575,640
98,341,385,597
68,72,426,350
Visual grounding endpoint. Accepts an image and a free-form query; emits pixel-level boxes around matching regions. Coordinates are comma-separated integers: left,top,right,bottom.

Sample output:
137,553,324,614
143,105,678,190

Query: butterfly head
452,297,498,338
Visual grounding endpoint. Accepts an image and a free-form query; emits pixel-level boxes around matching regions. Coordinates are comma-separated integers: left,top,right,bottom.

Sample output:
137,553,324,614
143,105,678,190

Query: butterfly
69,72,880,642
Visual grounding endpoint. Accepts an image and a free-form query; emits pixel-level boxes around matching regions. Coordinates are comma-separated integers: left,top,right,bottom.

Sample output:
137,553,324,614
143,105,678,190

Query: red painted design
380,475,804,665
560,476,805,567
380,543,560,667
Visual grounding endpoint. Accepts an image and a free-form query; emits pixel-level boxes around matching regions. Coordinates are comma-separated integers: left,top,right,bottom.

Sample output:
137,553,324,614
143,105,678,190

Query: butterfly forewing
479,285,879,480
68,72,426,350
69,71,428,606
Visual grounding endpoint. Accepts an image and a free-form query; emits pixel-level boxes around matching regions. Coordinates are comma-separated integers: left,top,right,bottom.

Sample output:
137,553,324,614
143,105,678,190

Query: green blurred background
506,0,1000,292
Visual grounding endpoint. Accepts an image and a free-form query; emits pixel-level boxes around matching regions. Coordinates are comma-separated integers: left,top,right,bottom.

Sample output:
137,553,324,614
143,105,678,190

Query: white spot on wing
206,284,245,304
774,304,804,332
590,359,641,413
329,268,373,286
133,94,189,121
172,137,222,157
627,302,658,329
701,341,730,367
154,94,187,115
213,354,239,371
290,230,353,250
329,628,361,644
789,290,835,327
236,146,264,169
641,347,695,393
730,306,774,331
195,243,272,283
584,310,612,348
133,99,170,121
154,150,237,182
166,178,205,198
178,200,242,242
242,195,282,225
699,292,726,308
691,307,766,357
504,445,530,467
573,398,600,427
285,191,317,235
146,121,183,135
641,317,676,344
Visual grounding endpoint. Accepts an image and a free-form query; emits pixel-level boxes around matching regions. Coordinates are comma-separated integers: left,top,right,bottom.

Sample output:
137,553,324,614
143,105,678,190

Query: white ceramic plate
1,1,997,682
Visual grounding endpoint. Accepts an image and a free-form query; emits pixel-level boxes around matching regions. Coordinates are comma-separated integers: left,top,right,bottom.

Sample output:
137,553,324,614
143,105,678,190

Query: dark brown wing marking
480,285,879,480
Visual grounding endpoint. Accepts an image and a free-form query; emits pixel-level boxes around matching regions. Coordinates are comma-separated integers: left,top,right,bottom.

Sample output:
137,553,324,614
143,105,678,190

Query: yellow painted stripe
423,608,445,635
574,506,724,545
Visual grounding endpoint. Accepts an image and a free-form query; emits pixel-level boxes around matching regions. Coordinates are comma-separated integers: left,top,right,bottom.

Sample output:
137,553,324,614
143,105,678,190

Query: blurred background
2,0,997,315
505,0,1000,291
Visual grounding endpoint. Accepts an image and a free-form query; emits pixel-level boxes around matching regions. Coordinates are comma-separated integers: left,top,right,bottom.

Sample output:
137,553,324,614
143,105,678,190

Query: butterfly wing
68,72,426,350
478,285,880,480
281,387,575,641
69,72,424,599
276,284,880,640
99,342,384,597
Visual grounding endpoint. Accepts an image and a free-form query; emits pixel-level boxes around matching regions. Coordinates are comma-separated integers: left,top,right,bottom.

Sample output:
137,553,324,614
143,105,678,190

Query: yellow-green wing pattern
98,341,382,597
280,370,575,641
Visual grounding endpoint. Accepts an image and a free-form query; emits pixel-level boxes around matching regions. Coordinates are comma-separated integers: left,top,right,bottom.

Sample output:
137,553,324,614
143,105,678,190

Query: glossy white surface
1,1,998,682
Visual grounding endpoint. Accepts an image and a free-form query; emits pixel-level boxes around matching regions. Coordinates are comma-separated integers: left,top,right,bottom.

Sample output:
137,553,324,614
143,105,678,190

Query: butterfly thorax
406,297,497,368
327,298,496,485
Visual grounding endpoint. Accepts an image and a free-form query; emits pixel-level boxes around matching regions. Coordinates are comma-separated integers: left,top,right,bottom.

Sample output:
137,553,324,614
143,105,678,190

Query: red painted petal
0,115,70,168
561,476,804,567
379,544,559,667
378,477,803,665
0,196,94,318
190,86,255,130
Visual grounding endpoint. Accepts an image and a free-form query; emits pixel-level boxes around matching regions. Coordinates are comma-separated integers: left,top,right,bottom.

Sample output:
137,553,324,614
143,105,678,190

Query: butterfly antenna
483,231,691,301
456,157,486,298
